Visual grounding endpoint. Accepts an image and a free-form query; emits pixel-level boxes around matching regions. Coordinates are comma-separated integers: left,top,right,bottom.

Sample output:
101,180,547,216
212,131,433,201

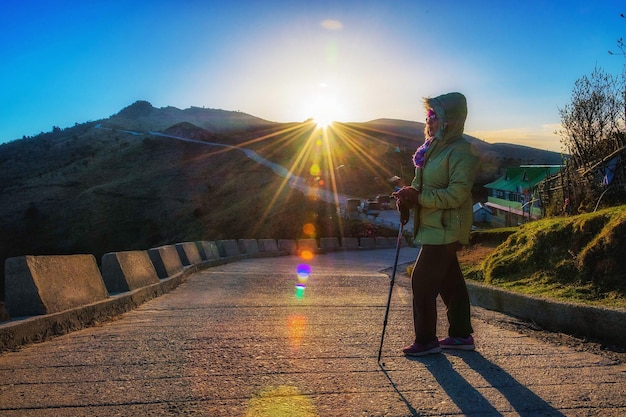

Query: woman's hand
392,186,420,205
392,186,420,225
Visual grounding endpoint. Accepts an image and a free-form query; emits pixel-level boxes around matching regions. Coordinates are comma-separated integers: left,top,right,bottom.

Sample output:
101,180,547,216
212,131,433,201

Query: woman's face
426,111,439,136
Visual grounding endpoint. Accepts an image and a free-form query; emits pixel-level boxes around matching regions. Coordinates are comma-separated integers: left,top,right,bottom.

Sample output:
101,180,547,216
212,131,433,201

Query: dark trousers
410,242,473,344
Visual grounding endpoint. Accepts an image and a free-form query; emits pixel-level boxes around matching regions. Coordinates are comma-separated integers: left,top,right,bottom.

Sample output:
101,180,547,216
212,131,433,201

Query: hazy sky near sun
2,0,625,152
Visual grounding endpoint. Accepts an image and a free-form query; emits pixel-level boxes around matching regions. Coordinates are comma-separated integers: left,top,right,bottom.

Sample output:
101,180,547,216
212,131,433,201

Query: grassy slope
463,205,626,308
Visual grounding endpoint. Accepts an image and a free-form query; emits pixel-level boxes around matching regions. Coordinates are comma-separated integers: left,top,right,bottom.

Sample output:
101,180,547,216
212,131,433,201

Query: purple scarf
412,137,433,168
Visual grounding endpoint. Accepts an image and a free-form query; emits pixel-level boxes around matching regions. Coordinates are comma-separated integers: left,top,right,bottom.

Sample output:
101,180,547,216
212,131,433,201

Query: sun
313,114,333,129
304,83,345,128
309,98,337,128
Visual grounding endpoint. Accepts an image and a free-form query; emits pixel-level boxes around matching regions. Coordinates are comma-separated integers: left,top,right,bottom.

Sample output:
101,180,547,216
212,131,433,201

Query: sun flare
304,83,345,129
313,115,333,128
240,113,401,239
309,101,337,128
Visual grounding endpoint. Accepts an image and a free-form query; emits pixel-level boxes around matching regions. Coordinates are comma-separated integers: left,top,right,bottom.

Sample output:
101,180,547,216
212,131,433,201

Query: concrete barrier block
0,302,9,322
5,255,108,317
375,237,389,248
277,239,297,254
217,240,240,257
320,237,340,251
175,242,203,266
360,238,376,249
197,241,220,260
258,239,278,252
238,239,260,255
195,241,208,260
342,237,359,250
298,239,318,253
148,245,184,279
101,251,160,293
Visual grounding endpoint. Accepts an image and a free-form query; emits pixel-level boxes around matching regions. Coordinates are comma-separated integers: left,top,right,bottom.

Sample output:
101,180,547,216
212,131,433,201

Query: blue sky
1,0,625,151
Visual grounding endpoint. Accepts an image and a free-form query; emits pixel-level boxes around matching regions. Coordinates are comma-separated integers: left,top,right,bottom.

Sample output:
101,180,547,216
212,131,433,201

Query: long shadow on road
394,352,566,416
378,363,421,417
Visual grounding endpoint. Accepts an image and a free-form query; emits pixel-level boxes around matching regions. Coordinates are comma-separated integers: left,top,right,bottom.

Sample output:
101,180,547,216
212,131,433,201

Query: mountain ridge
107,100,277,135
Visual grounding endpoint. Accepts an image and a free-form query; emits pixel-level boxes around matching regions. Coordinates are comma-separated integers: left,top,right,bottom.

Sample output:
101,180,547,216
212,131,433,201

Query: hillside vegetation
466,205,626,308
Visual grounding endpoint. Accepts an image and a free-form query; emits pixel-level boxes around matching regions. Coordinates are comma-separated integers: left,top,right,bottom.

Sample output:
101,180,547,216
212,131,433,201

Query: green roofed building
484,165,562,226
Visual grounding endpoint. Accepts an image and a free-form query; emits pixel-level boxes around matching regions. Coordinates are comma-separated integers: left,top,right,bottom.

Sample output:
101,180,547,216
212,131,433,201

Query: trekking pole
377,221,404,364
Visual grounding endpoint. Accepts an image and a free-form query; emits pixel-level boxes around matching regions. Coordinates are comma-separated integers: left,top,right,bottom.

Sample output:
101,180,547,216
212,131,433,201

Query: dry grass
457,242,500,267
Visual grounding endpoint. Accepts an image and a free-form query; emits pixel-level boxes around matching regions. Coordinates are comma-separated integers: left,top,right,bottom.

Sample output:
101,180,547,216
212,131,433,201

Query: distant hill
108,100,276,135
356,118,563,163
0,100,564,299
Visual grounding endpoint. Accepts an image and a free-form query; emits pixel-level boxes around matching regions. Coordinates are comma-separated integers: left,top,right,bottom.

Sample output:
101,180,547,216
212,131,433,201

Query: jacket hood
423,92,467,142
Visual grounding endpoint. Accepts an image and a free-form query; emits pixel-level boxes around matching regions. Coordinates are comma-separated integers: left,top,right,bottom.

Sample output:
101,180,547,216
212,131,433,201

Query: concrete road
0,248,624,416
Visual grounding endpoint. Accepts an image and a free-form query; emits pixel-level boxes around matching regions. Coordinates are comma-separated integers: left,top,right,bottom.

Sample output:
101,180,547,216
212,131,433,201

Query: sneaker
439,335,475,350
402,340,441,357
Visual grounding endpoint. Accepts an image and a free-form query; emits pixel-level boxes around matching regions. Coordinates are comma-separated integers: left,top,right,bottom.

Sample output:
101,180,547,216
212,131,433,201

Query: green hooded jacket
410,92,480,245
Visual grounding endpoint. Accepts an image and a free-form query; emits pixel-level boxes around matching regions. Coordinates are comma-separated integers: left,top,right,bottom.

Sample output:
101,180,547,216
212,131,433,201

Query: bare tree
550,67,626,212
541,14,626,214
558,66,625,170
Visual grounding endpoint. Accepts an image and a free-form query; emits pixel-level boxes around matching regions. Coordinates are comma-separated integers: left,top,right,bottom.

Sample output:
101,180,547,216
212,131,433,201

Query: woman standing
393,92,481,356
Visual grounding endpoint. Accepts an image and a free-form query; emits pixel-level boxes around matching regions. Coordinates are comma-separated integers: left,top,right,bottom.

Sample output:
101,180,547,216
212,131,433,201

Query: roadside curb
466,281,626,348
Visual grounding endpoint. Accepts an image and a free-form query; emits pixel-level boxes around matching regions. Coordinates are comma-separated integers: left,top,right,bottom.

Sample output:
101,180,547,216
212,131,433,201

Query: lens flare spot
310,163,321,176
287,314,307,348
302,223,316,236
318,179,325,186
316,139,322,146
295,283,306,299
300,249,314,260
296,264,311,278
246,385,316,417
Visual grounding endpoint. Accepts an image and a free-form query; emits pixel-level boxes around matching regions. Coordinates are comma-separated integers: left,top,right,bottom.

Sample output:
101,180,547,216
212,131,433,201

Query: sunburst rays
241,121,416,236
182,120,418,236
